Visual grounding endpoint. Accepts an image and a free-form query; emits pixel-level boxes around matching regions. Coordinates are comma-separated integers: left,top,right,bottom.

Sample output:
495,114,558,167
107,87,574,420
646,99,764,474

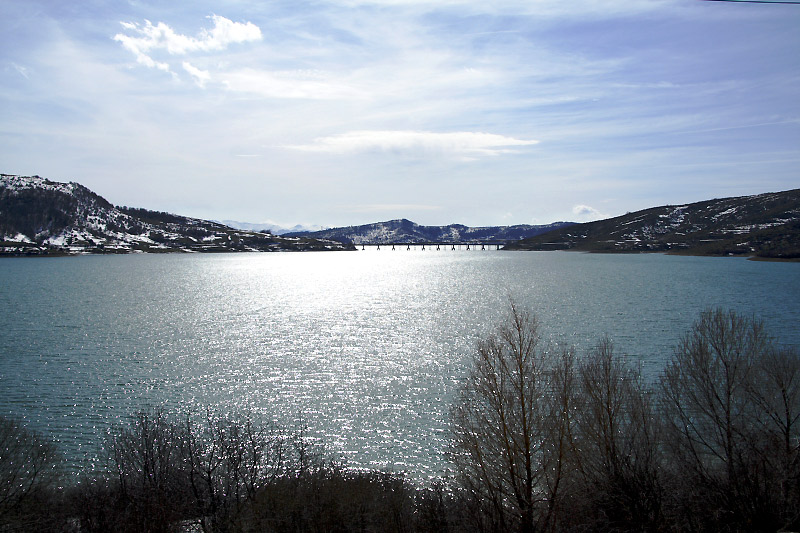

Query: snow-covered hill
0,175,352,255
286,218,574,245
505,189,800,259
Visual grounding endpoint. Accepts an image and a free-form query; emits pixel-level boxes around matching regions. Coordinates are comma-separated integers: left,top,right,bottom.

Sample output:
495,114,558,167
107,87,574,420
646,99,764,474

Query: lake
1,250,798,481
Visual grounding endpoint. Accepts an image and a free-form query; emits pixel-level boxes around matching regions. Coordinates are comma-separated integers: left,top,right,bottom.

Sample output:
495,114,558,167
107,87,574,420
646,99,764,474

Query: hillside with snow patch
504,189,800,259
0,175,352,255
286,218,574,245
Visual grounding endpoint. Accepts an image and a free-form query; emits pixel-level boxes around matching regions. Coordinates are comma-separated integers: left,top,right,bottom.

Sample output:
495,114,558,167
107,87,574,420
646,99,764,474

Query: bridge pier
358,242,503,250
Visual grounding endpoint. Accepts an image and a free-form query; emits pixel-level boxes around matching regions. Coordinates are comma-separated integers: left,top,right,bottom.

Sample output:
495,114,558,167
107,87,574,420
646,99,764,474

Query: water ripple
1,251,798,480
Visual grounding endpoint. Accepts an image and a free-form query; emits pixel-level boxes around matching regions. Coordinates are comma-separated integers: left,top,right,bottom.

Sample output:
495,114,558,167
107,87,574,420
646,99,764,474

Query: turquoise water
1,251,798,480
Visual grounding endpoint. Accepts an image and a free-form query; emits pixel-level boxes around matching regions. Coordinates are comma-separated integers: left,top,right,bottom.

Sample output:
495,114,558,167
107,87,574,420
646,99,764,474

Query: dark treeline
1,307,798,532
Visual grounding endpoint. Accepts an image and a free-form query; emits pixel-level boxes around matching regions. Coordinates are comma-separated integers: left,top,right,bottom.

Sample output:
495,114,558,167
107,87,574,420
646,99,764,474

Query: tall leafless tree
746,346,800,530
571,337,664,531
450,303,576,533
659,308,776,530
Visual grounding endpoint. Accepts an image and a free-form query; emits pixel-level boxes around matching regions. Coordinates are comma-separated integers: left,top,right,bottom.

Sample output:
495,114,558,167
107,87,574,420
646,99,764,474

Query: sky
1,0,798,228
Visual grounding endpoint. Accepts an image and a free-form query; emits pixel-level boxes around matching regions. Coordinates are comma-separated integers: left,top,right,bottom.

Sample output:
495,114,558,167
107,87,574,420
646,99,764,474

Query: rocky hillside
0,175,352,255
504,189,800,260
286,218,574,244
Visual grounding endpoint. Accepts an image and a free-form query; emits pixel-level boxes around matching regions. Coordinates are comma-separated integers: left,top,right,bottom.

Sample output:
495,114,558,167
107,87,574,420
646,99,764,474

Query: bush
0,416,64,531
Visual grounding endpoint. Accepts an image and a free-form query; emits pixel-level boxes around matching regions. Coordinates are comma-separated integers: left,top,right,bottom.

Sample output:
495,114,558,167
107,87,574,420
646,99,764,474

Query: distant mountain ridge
5,174,797,259
286,218,575,244
0,174,352,255
505,189,800,260
219,220,328,235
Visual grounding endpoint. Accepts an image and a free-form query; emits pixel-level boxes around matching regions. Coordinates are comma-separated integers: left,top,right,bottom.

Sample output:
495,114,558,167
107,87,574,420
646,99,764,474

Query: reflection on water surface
1,251,798,480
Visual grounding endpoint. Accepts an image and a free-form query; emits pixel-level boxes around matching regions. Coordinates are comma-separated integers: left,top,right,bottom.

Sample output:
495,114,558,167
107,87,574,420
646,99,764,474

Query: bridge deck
357,242,505,250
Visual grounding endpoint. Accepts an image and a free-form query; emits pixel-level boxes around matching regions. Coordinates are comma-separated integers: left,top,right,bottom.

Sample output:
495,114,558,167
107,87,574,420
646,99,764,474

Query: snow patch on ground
3,233,33,243
713,207,738,220
1,174,78,195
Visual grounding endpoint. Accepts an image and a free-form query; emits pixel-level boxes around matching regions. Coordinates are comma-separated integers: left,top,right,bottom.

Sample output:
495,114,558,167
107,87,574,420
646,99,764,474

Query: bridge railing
356,242,506,251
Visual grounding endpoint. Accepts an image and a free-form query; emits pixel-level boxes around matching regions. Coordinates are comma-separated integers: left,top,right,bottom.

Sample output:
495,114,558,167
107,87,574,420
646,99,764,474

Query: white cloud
199,15,263,51
114,15,262,74
345,203,442,213
572,204,609,222
115,29,171,72
222,68,363,99
10,62,30,79
329,0,678,18
182,61,210,87
287,130,539,159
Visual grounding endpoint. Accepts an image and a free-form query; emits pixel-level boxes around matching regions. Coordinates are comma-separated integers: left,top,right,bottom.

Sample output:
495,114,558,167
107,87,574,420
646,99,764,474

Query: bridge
357,242,506,251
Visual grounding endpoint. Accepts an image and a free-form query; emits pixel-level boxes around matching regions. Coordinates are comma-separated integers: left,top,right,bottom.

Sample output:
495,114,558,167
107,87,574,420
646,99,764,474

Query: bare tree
746,346,800,530
182,410,293,533
571,337,663,531
110,408,192,532
0,416,62,528
659,308,772,530
450,303,576,533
